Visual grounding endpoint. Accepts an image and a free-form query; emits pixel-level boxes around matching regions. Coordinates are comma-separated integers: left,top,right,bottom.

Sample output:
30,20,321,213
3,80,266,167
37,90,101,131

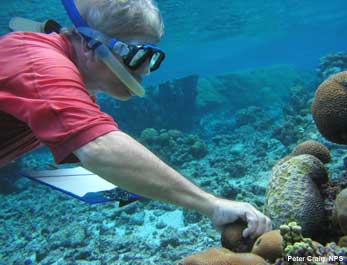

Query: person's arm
74,130,271,238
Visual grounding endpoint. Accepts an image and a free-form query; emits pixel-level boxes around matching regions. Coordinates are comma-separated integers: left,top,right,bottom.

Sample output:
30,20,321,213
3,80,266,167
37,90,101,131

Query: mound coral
264,154,328,237
178,247,267,265
251,230,283,262
335,188,347,234
311,71,347,144
291,140,331,164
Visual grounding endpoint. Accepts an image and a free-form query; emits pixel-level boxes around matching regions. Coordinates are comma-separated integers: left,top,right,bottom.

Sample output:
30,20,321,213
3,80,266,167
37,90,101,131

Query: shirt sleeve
0,32,119,164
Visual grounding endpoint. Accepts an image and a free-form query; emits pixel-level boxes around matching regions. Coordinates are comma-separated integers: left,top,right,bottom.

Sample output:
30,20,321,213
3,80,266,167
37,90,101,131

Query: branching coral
274,222,347,265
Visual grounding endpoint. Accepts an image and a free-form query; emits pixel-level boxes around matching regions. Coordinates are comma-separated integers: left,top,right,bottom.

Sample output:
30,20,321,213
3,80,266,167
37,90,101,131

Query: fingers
242,204,272,239
242,211,257,238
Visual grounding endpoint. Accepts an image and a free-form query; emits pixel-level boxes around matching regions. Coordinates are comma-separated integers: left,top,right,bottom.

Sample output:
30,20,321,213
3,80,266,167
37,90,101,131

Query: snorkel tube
61,0,145,96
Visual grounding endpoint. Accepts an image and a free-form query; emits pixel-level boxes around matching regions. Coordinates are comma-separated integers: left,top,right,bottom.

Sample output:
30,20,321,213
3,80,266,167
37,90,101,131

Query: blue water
1,0,347,264
1,0,347,84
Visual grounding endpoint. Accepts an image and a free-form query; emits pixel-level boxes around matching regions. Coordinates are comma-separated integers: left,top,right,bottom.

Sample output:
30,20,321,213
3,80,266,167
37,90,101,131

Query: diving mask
61,0,165,97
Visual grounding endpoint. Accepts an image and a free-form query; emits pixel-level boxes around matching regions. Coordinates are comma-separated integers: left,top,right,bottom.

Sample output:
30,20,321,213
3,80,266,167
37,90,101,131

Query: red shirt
0,32,119,167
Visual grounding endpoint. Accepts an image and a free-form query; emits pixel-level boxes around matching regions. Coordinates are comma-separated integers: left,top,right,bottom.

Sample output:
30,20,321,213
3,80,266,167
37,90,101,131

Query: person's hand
210,197,272,239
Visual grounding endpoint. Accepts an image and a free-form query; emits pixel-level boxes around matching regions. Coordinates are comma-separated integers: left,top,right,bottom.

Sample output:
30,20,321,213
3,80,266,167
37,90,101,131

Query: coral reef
197,65,314,114
291,140,331,164
3,65,347,264
264,154,328,238
139,128,207,166
251,230,283,262
180,222,347,265
178,247,267,265
311,71,347,144
272,84,314,147
316,52,347,80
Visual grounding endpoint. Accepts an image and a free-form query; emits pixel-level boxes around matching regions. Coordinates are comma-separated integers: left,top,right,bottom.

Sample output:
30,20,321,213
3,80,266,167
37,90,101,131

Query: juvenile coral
311,71,347,144
251,230,283,262
178,247,267,265
221,220,254,252
291,140,331,164
264,155,327,238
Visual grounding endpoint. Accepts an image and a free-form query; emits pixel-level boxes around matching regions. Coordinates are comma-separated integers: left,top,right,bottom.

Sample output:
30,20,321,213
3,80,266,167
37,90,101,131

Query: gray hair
72,0,164,43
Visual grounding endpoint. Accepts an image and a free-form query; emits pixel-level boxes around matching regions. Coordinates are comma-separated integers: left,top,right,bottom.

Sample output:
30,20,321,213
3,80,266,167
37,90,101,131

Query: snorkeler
0,0,271,239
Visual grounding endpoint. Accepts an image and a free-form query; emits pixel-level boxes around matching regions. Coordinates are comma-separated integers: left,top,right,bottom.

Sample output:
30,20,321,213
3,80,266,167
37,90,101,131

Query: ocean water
1,0,347,264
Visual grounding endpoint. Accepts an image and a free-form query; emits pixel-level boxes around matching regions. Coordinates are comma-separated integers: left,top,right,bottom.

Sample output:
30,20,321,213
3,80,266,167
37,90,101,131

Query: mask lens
128,48,148,68
150,52,164,71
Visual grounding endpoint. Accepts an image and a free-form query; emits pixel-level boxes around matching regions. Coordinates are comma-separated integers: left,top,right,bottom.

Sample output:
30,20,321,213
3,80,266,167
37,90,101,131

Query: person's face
84,35,159,101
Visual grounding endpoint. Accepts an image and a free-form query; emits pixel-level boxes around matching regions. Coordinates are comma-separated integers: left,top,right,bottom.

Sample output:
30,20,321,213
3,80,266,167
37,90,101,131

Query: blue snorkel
61,0,146,96
61,0,88,28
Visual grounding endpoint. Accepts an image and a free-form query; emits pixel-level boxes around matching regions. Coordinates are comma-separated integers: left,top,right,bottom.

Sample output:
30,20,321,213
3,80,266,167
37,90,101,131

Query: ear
78,37,98,63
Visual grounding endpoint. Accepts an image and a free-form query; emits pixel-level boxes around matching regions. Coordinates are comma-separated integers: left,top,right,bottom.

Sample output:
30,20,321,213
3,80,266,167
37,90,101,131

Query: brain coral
311,71,347,144
251,230,283,262
264,154,327,238
335,188,347,235
178,247,267,265
291,140,331,164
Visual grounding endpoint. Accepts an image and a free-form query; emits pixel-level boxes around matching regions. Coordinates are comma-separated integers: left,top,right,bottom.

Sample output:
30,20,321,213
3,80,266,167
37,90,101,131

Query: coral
291,140,331,164
221,220,254,252
283,84,313,117
320,173,347,242
251,230,283,262
178,247,267,265
316,52,347,80
139,128,159,144
190,141,208,159
339,236,347,247
264,155,328,238
335,188,347,234
139,128,208,166
271,121,302,146
311,71,347,144
274,222,347,265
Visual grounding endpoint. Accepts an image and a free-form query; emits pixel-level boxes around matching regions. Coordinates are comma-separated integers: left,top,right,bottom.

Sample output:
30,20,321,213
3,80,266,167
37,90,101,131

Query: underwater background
1,0,347,264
